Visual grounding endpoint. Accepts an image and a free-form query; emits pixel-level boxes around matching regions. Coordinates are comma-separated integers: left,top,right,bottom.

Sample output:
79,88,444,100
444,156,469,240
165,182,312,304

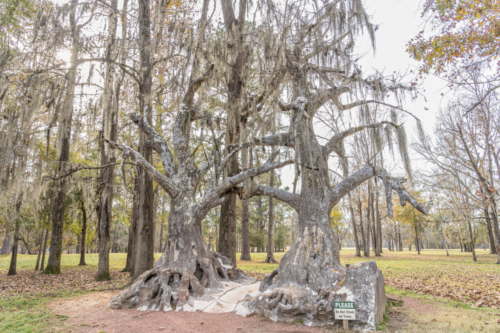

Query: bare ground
48,291,500,333
46,291,418,333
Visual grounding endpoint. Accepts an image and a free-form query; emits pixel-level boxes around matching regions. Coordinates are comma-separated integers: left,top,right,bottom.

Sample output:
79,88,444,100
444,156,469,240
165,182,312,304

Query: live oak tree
107,0,293,307
241,0,429,304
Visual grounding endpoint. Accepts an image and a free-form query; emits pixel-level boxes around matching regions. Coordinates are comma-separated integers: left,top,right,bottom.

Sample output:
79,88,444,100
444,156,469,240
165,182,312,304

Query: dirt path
48,291,500,333
49,291,332,333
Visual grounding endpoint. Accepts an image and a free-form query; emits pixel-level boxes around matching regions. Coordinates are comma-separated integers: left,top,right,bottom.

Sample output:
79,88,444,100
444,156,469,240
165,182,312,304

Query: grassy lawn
1,248,499,332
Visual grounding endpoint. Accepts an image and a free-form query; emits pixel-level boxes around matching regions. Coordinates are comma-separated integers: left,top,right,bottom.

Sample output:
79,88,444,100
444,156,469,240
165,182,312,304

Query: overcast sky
279,0,451,189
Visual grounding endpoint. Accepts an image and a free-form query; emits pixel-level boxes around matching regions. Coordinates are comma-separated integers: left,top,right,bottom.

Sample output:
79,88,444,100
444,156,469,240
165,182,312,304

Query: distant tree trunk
365,205,371,257
414,224,420,255
358,200,366,256
215,224,219,252
264,170,277,263
374,178,382,255
441,230,449,256
8,192,24,276
1,231,12,255
111,220,119,253
124,176,139,273
78,200,87,265
35,196,50,270
458,225,464,252
7,221,20,275
44,0,81,275
348,195,360,257
467,219,477,261
368,181,376,253
40,199,53,271
239,142,251,261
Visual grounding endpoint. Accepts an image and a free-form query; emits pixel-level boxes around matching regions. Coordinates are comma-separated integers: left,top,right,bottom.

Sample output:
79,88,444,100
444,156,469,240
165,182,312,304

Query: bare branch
129,113,176,177
103,139,181,198
252,133,294,148
249,185,299,209
330,164,428,218
324,121,398,156
183,64,214,106
197,150,293,212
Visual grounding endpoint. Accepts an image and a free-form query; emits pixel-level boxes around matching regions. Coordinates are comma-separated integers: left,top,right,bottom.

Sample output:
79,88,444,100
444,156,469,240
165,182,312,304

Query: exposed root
109,252,254,311
259,268,279,292
249,261,387,332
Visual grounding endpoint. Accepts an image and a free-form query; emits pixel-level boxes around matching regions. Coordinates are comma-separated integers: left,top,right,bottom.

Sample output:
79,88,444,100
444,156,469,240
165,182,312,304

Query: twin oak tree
107,0,428,310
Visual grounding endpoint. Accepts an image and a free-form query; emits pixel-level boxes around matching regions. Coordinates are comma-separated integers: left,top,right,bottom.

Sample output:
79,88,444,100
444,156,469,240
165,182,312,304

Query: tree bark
239,138,251,261
264,170,277,263
1,231,12,255
484,206,496,254
348,194,361,257
414,222,420,255
40,196,54,271
358,199,366,256
124,175,139,273
133,0,156,278
96,0,119,281
467,219,477,261
35,196,50,270
44,0,81,275
8,192,23,276
374,178,382,255
218,0,248,268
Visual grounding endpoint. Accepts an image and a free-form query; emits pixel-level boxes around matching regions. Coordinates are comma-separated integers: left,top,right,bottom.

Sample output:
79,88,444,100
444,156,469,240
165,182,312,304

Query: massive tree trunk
218,0,248,268
96,0,119,281
106,20,292,306
44,0,81,274
133,0,155,278
248,47,428,329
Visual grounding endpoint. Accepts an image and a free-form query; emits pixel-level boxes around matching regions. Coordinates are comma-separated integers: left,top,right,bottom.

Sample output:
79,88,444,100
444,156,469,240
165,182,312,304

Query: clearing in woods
0,249,499,332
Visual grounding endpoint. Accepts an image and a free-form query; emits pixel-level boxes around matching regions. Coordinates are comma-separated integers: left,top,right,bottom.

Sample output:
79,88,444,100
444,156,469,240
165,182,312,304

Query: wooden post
343,319,349,330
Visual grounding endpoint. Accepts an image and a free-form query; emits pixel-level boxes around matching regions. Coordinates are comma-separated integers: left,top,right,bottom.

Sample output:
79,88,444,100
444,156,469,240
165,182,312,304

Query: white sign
334,301,356,320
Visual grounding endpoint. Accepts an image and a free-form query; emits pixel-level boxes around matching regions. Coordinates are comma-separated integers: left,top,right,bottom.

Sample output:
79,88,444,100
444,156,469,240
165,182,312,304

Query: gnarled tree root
249,261,386,332
109,252,253,311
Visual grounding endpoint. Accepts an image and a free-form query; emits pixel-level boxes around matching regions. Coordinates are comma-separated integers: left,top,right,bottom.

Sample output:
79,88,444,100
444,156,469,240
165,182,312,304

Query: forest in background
0,0,499,285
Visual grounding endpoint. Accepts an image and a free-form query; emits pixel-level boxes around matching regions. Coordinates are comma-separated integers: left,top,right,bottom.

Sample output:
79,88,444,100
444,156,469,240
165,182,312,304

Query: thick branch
330,164,428,218
252,133,294,148
104,139,181,198
304,33,350,60
249,185,299,209
324,121,397,156
130,113,176,177
197,151,293,212
240,67,287,121
183,64,214,106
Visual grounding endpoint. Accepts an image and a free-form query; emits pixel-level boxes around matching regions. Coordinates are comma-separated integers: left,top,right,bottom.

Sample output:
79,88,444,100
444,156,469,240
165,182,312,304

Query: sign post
334,301,356,331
